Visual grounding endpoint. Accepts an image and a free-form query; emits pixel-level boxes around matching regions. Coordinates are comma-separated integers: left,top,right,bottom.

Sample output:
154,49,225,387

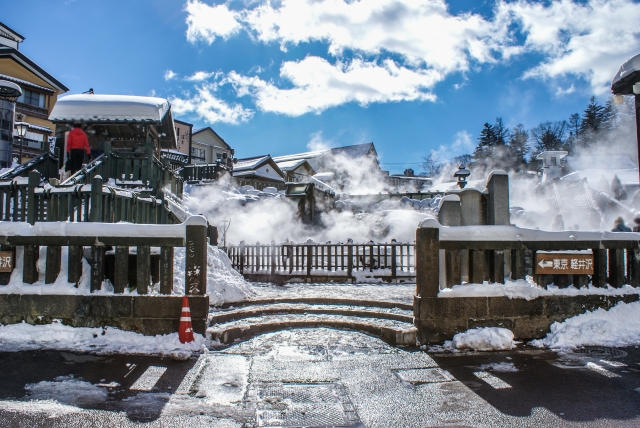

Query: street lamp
454,165,470,189
15,121,29,164
611,53,640,184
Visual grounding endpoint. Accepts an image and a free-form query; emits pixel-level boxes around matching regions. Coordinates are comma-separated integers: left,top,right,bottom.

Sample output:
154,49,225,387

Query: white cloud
185,0,241,44
227,56,439,116
432,130,474,161
498,0,640,93
555,84,575,96
164,70,177,80
185,71,218,81
306,131,334,152
169,83,253,124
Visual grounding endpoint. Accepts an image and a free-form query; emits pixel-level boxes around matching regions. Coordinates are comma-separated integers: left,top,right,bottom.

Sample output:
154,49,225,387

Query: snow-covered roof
0,73,54,93
273,143,376,163
562,168,639,187
234,155,271,171
49,94,171,123
611,53,640,95
26,123,52,133
276,159,310,171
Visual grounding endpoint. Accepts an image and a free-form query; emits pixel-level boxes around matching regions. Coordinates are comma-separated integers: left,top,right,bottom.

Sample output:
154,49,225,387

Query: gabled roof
0,46,68,93
276,158,314,172
0,23,24,43
192,126,231,149
50,94,171,123
233,155,285,180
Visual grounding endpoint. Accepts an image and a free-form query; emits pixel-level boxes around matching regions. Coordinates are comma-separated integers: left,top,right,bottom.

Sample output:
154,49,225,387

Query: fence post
347,245,353,280
23,245,39,284
137,245,150,294
160,246,174,294
510,250,525,280
391,245,397,281
415,223,440,297
68,245,82,286
608,248,625,288
45,245,61,284
90,245,105,292
490,250,505,284
271,242,276,275
114,246,129,293
27,170,39,225
90,175,103,222
592,249,607,287
185,215,208,295
306,246,312,277
630,249,640,287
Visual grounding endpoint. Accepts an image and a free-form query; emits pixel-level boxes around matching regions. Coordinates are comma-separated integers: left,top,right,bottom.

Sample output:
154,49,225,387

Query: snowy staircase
207,298,417,347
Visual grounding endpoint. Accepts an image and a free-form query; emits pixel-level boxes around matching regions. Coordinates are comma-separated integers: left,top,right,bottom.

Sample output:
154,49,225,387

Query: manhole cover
394,368,454,385
574,346,627,359
249,383,362,427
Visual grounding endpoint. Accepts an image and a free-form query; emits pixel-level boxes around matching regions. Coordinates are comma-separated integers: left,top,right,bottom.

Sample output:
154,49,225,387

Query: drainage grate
394,368,454,385
574,346,627,359
249,383,362,427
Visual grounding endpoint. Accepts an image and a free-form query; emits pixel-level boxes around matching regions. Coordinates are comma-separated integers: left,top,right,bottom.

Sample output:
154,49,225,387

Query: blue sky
5,0,640,173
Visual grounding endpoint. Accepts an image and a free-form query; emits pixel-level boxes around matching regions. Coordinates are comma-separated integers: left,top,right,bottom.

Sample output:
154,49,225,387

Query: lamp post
15,121,29,164
611,53,640,185
454,165,470,189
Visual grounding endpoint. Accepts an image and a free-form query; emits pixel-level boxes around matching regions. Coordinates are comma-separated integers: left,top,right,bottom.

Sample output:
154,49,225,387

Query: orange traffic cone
179,296,194,344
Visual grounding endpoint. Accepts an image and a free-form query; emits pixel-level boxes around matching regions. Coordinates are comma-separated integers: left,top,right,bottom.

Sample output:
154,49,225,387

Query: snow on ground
442,327,517,352
438,277,640,300
248,282,415,304
25,375,108,406
173,245,255,306
479,362,519,372
0,320,204,357
531,301,640,349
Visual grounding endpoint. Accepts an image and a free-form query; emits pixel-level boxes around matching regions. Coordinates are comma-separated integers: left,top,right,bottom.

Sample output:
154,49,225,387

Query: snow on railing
0,216,208,296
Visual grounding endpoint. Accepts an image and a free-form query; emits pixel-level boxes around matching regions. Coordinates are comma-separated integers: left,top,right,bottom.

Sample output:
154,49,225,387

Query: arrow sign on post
538,260,553,269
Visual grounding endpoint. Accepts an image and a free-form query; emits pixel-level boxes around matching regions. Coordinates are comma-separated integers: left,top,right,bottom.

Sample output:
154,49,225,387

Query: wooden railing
0,216,208,295
0,171,168,224
416,219,640,297
61,142,184,198
179,162,231,183
225,242,415,282
0,149,60,182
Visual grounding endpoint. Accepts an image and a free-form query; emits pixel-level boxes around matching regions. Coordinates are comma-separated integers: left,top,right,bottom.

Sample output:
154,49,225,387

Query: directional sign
0,251,14,273
535,252,593,275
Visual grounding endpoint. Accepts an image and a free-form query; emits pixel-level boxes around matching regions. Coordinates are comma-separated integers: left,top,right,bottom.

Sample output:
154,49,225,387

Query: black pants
67,149,85,174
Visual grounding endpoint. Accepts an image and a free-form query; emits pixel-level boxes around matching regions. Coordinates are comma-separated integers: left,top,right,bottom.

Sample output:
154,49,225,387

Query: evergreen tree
508,124,529,170
473,122,497,164
566,113,581,153
579,96,610,146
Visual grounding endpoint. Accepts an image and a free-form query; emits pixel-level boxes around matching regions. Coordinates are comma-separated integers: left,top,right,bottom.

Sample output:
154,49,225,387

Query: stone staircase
207,298,417,347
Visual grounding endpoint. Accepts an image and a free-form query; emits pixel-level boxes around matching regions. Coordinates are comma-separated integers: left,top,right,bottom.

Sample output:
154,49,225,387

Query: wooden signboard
536,252,593,275
0,251,13,273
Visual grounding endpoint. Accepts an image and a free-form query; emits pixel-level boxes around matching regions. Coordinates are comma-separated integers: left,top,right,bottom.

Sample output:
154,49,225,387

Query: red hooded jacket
66,127,91,154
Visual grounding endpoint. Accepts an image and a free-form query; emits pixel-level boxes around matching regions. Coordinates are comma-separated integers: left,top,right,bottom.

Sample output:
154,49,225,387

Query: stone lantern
454,165,470,189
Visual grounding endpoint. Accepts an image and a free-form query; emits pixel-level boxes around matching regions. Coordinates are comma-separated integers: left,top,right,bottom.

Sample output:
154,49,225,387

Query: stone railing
0,216,208,295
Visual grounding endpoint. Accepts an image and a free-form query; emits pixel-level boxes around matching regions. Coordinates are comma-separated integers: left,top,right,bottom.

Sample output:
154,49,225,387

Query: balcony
15,102,49,120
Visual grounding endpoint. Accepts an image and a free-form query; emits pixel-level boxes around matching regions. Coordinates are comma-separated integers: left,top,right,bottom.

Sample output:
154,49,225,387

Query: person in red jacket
65,123,91,174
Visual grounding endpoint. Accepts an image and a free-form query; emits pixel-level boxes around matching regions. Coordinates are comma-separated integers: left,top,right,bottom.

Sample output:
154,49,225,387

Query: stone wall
0,294,209,336
414,294,640,344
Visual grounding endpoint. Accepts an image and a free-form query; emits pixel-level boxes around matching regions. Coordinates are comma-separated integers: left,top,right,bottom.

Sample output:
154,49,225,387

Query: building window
191,147,205,160
17,89,45,108
550,157,557,166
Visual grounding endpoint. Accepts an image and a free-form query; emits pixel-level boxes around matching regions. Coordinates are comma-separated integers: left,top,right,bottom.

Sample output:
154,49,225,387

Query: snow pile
173,245,255,306
479,362,519,372
531,301,640,349
438,277,640,300
25,376,108,406
445,327,516,351
0,320,204,357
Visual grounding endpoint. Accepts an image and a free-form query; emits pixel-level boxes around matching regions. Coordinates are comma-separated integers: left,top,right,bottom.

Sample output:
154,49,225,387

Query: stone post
438,195,461,288
458,188,485,282
27,170,39,225
185,215,208,295
415,219,440,298
485,170,510,226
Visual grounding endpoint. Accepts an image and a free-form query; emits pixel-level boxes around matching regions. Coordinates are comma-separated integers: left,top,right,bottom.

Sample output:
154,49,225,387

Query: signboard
48,136,56,154
161,150,189,165
535,252,593,275
0,251,14,273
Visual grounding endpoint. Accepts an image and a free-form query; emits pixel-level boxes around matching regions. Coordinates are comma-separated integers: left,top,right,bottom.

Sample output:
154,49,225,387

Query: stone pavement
1,328,640,427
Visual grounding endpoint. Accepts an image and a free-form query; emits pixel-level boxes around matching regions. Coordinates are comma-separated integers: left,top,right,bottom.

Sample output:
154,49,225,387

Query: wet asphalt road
1,329,640,427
